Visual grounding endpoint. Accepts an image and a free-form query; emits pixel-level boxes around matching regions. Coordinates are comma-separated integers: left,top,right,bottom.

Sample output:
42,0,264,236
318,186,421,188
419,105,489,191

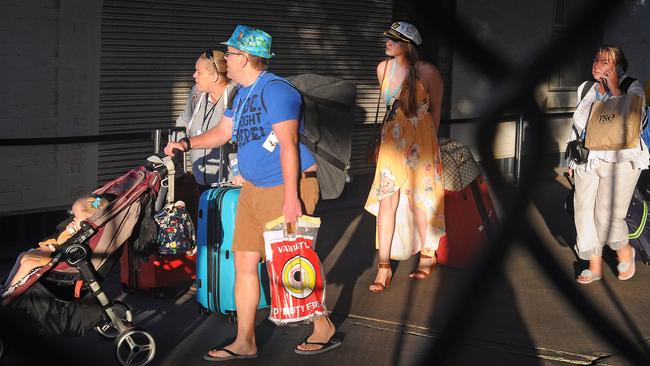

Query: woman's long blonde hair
398,42,420,118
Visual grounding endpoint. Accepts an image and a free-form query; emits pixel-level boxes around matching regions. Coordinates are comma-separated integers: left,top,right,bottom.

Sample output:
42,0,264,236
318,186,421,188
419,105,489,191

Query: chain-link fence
417,0,650,364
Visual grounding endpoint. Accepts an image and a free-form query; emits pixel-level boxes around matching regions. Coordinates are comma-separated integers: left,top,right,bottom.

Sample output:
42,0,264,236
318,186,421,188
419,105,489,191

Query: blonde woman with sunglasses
175,50,240,191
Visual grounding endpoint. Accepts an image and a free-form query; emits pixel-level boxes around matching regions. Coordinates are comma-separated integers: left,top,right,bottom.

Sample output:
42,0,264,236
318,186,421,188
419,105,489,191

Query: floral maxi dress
364,79,445,260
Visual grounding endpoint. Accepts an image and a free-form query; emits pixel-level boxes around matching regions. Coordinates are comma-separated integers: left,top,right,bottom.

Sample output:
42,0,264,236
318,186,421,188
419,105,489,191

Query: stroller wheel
115,328,156,366
95,300,134,339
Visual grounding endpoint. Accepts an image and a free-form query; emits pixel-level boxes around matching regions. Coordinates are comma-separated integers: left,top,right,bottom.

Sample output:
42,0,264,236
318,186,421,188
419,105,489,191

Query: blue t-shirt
224,72,317,187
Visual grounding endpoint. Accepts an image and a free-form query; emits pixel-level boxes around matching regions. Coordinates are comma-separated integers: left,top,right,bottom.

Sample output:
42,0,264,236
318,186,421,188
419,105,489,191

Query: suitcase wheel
226,312,238,324
121,284,136,294
198,305,210,316
152,288,165,299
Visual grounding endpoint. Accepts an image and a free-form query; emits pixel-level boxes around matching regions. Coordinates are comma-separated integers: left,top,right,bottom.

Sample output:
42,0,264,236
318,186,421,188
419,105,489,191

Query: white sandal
617,248,636,281
576,269,602,284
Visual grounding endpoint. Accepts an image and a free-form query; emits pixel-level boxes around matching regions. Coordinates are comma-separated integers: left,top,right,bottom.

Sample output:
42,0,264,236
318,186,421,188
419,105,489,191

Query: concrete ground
2,171,650,366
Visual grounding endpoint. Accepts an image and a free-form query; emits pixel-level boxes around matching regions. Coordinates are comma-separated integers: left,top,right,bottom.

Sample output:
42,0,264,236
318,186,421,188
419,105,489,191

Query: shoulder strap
573,82,588,139
580,80,595,102
226,85,241,110
260,78,347,171
620,76,637,94
259,77,290,113
374,60,390,125
572,125,582,141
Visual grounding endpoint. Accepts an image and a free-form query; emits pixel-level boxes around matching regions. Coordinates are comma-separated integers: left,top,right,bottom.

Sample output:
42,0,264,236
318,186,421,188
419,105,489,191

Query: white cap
383,22,422,46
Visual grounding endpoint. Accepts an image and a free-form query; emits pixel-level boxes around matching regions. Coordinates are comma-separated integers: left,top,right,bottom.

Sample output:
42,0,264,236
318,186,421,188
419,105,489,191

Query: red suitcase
437,175,498,268
120,248,196,297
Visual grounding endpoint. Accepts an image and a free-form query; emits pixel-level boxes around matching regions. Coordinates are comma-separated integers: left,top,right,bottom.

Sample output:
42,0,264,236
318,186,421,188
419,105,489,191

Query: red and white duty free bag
263,216,328,326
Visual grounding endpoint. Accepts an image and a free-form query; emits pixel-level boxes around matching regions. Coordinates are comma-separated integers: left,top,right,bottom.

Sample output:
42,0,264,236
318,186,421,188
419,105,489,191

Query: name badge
262,131,279,152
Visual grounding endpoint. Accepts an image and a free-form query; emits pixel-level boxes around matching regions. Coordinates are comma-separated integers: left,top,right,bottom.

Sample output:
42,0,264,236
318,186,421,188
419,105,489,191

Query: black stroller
0,154,181,366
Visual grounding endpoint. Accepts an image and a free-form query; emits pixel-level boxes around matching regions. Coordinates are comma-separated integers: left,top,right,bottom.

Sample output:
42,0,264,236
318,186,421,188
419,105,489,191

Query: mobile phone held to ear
600,77,609,91
615,64,625,78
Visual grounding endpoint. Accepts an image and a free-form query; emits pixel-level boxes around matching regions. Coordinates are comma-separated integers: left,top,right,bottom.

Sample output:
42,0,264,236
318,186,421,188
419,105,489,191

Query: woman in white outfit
569,44,648,284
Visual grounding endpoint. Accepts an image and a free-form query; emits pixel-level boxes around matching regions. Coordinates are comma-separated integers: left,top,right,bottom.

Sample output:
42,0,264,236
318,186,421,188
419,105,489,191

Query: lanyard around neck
595,83,610,101
186,92,206,133
201,93,221,131
232,71,267,144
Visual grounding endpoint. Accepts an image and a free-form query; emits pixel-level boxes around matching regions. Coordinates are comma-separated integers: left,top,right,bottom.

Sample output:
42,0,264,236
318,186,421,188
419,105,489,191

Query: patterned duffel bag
439,138,481,192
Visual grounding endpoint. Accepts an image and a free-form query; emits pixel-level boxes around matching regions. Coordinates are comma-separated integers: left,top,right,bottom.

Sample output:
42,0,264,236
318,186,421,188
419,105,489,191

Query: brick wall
0,0,101,214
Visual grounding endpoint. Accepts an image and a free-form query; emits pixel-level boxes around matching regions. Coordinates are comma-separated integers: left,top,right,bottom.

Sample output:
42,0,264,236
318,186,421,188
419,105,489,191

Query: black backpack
251,74,356,200
285,74,356,200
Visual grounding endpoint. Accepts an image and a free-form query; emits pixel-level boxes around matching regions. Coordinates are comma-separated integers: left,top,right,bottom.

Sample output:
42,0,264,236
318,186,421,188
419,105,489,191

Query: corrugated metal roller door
100,0,391,183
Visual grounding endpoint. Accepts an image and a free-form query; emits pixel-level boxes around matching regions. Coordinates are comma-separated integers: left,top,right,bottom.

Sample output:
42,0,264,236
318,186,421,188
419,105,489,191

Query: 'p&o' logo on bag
598,113,616,123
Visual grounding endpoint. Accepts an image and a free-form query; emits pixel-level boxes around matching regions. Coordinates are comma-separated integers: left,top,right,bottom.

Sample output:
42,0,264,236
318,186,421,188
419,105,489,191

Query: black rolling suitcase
626,189,650,265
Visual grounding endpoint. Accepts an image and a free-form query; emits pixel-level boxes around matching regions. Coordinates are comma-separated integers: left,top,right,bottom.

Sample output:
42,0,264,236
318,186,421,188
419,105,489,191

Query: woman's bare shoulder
377,60,389,72
416,60,440,78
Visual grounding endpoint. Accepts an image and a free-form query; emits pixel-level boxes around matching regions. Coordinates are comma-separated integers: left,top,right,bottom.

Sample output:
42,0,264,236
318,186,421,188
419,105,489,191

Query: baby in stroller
1,195,109,296
0,161,168,366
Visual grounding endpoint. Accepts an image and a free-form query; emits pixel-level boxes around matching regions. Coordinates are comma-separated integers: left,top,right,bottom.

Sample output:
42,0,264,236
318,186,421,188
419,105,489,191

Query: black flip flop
294,336,342,355
203,347,258,362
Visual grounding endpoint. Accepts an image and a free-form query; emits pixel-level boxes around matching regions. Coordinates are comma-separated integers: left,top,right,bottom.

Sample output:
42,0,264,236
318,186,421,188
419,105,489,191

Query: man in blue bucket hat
222,24,275,59
164,25,340,360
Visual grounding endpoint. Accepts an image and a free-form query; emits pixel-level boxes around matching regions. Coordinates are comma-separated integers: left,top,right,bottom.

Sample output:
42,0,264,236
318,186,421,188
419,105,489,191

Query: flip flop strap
212,348,239,357
302,337,329,347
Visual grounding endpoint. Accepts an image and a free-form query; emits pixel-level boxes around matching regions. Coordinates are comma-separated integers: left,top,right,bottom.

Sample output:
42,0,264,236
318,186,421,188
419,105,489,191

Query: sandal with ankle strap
369,263,392,293
409,254,436,280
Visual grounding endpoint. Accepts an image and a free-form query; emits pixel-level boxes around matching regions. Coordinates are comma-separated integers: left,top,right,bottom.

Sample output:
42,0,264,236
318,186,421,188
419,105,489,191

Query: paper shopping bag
585,95,643,151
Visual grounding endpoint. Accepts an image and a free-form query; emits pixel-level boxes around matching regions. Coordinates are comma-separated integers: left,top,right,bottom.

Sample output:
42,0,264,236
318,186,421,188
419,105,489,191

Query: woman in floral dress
365,22,445,292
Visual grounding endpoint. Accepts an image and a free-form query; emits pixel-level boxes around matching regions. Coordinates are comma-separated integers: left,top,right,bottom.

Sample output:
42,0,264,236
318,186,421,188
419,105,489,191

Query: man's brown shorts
232,173,319,259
